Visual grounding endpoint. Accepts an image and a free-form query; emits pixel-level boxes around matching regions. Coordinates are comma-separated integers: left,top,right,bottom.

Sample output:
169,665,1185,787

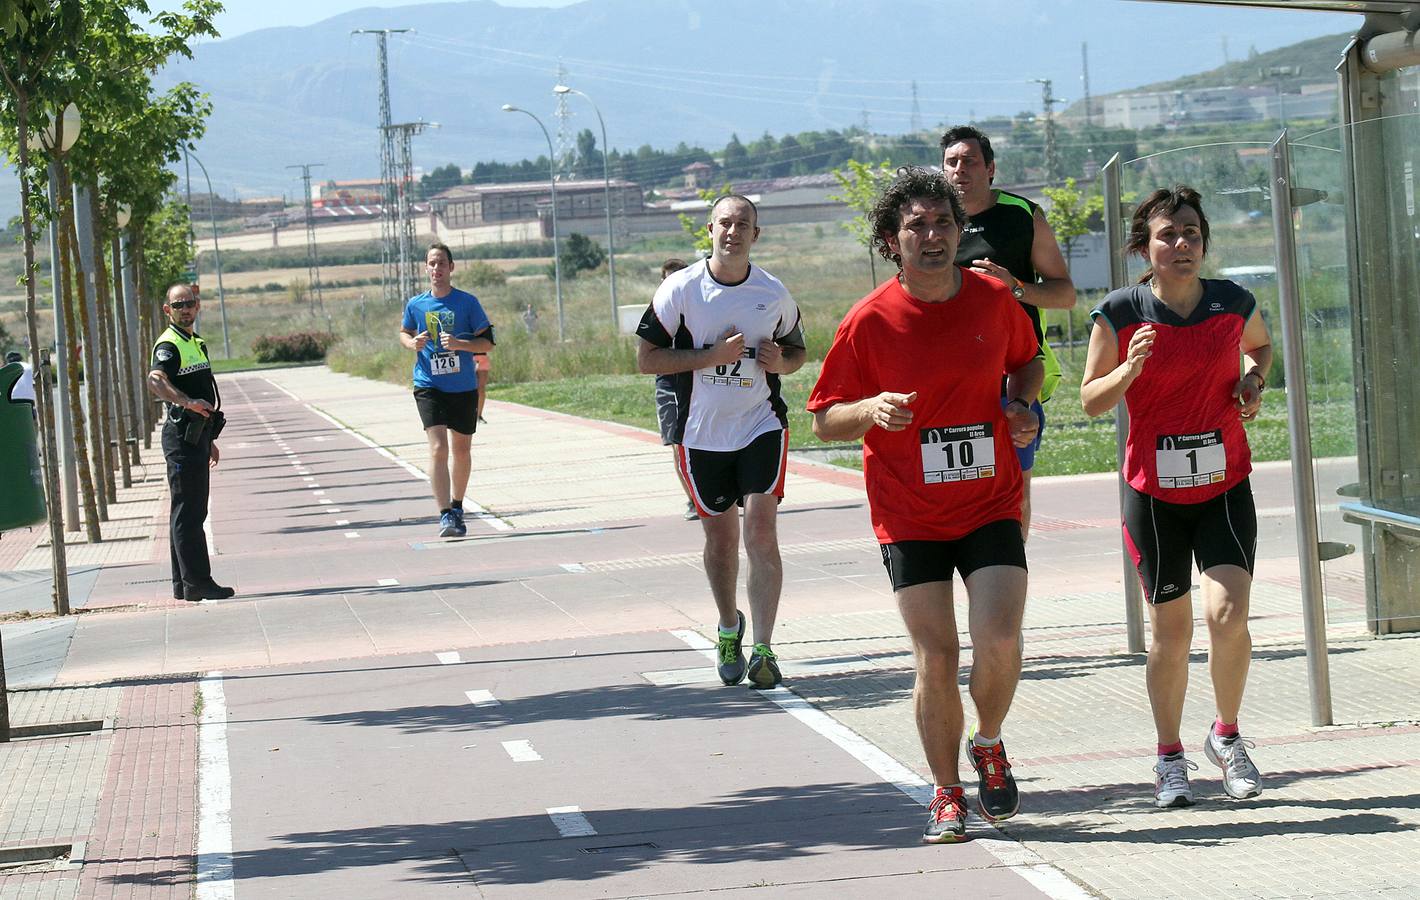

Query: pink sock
1157,740,1184,756
1214,719,1239,739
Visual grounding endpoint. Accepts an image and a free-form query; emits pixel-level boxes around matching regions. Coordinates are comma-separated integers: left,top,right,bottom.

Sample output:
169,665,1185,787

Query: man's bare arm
146,369,211,416
1021,208,1076,311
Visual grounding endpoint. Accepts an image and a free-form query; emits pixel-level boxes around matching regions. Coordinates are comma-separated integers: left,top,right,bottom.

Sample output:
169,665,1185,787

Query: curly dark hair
1126,186,1210,283
868,166,967,266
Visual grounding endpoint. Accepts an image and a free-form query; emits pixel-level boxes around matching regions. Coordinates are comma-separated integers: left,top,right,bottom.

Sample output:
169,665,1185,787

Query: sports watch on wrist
1010,281,1026,301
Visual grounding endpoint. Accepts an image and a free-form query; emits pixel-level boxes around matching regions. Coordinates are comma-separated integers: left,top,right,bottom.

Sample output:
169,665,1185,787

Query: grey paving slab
0,567,101,616
0,879,81,900
0,618,77,689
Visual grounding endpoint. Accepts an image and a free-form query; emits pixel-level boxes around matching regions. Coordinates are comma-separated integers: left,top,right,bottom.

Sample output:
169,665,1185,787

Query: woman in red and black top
1082,186,1272,810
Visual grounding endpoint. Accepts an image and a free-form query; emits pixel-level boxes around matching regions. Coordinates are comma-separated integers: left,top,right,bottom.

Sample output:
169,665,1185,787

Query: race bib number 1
920,423,996,484
1156,430,1226,488
430,352,461,376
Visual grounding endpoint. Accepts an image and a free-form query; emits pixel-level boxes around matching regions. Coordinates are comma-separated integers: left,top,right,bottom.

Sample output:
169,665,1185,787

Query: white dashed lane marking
546,807,596,838
502,740,540,762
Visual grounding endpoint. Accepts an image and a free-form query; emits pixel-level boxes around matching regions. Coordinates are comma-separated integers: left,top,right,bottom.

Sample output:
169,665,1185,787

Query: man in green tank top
147,283,234,602
942,125,1076,539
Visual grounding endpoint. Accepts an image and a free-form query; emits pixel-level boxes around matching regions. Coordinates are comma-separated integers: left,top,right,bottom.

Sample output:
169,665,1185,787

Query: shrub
549,232,606,280
463,260,507,287
251,331,338,363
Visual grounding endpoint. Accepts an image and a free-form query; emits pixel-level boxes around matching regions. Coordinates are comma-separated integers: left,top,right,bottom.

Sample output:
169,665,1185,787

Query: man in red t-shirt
808,167,1042,844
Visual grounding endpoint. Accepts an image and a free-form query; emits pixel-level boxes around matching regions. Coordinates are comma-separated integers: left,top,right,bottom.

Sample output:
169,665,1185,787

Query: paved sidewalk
2,363,1418,899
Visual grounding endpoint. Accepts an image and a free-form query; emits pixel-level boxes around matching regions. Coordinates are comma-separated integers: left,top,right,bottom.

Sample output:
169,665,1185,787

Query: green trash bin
0,361,47,531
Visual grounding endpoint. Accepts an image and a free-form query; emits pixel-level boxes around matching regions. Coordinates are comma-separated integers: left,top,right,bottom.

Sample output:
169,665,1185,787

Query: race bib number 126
920,423,996,484
430,352,461,376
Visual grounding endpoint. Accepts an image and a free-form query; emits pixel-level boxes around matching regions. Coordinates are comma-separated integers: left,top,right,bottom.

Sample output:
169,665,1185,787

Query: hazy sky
208,0,581,40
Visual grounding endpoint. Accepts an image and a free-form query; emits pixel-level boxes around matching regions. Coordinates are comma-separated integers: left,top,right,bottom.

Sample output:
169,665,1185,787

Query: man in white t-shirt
636,195,806,688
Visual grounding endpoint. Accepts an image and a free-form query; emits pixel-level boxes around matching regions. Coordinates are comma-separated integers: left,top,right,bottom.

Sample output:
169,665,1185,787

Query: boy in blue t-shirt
399,242,495,537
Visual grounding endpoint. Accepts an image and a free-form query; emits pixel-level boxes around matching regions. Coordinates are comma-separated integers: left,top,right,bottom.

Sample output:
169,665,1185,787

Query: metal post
188,151,232,357
73,182,110,516
47,163,79,529
1269,131,1333,726
110,234,138,469
555,85,617,328
119,233,142,450
503,105,563,340
1102,153,1146,654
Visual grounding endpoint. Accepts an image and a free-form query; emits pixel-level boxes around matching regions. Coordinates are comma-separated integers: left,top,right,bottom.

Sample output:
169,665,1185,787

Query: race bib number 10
920,423,996,484
430,352,461,376
1156,430,1226,489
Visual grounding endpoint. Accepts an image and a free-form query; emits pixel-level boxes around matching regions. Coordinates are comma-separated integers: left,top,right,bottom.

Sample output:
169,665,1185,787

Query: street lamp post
553,84,617,330
183,148,232,358
28,103,82,529
501,104,563,340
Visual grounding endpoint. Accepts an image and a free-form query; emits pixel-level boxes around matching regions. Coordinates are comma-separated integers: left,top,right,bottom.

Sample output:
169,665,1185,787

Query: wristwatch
1011,281,1026,301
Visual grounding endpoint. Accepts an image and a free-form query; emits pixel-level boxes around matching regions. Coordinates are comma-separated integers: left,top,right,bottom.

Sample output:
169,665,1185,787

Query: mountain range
2,0,1365,216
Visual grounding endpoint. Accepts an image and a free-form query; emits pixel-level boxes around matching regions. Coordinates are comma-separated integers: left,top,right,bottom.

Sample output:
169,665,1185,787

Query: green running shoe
747,643,781,688
716,611,746,685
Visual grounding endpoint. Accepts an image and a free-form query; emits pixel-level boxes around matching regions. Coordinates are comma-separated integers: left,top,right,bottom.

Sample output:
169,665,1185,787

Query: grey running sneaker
747,643,782,688
964,727,1020,821
438,511,458,537
1204,728,1261,799
922,785,969,844
716,611,746,685
683,501,699,521
1153,753,1198,808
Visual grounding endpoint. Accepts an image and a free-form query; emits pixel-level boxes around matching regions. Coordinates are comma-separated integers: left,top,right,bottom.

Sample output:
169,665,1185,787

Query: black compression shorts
678,429,787,517
1122,477,1257,604
879,519,1027,593
413,387,478,435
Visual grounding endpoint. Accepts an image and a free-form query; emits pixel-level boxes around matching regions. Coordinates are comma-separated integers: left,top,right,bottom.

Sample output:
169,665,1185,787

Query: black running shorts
413,387,478,435
678,429,788,517
1122,477,1257,604
880,519,1027,593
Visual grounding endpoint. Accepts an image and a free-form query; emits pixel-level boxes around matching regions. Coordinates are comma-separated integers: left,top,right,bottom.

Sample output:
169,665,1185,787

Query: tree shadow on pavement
1006,763,1418,839
290,680,790,734
227,781,924,887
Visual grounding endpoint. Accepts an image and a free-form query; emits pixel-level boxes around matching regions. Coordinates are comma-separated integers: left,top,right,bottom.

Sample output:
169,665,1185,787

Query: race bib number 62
920,423,996,484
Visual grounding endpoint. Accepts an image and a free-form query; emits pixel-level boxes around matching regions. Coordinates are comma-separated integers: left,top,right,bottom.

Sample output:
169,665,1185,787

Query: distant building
313,178,384,207
682,161,715,189
1096,83,1337,129
186,192,285,220
430,179,644,230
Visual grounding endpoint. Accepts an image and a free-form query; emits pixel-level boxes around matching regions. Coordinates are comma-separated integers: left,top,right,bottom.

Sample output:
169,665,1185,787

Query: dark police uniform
151,325,221,599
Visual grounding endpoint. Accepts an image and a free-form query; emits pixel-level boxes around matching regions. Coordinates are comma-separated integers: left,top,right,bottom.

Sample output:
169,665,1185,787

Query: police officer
146,283,234,602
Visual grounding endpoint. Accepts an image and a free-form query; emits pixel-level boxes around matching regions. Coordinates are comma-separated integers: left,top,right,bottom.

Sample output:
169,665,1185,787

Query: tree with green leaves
1,0,86,620
829,158,895,289
555,232,605,279
1041,177,1106,359
1041,177,1105,269
677,183,734,257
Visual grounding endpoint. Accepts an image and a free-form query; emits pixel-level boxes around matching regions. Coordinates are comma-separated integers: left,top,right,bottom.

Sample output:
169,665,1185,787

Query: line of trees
0,0,219,630
418,127,947,199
